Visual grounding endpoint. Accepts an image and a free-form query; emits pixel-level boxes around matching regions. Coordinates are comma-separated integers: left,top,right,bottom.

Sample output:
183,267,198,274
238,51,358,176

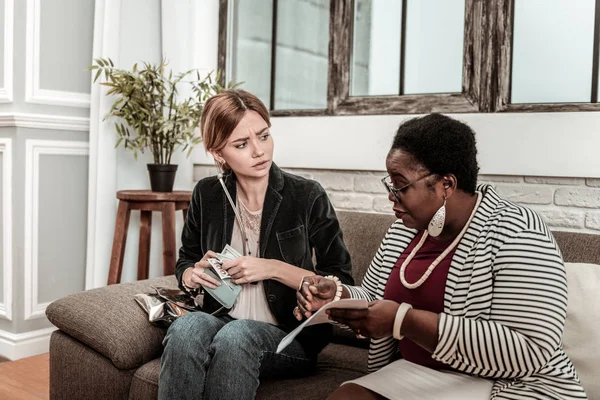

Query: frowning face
212,110,274,180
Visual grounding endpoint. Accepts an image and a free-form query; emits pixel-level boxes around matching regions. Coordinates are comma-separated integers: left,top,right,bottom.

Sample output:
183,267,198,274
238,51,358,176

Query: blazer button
268,294,276,302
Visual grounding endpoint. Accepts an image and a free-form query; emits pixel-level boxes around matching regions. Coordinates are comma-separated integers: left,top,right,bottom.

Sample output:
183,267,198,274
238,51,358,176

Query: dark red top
383,231,456,369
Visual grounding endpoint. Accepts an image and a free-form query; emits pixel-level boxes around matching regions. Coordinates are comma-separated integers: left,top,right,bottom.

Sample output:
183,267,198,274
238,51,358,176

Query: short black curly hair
391,113,479,194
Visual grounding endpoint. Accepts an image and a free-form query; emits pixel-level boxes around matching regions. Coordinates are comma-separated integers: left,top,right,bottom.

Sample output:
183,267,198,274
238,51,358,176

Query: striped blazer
345,185,587,399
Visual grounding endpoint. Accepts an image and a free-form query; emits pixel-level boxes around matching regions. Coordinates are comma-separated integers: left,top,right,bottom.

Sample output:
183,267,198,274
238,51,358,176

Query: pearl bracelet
324,275,343,302
393,303,413,340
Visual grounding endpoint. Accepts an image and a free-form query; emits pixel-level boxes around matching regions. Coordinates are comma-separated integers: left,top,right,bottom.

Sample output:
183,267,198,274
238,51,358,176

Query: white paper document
276,299,368,354
346,359,493,399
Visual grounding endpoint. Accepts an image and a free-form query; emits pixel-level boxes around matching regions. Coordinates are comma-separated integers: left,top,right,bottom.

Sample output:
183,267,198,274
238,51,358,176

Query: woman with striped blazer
296,114,587,399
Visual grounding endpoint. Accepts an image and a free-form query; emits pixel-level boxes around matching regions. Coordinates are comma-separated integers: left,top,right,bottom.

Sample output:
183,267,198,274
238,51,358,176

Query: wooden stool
107,190,192,285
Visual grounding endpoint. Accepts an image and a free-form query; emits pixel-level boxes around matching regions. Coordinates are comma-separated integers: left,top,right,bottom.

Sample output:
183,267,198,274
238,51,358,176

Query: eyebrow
389,172,409,181
229,127,269,144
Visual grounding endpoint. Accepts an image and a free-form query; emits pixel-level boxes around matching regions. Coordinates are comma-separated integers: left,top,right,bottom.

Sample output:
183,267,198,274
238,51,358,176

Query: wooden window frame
218,0,600,117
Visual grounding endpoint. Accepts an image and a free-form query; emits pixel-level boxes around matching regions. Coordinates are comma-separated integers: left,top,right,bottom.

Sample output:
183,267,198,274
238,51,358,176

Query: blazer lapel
259,164,284,258
445,184,497,312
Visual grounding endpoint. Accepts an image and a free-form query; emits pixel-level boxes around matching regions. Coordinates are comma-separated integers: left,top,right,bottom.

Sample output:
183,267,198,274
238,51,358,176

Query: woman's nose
251,141,265,158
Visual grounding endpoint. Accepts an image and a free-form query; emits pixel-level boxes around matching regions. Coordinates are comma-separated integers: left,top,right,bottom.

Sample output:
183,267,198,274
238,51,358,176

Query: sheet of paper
276,298,368,354
346,359,494,399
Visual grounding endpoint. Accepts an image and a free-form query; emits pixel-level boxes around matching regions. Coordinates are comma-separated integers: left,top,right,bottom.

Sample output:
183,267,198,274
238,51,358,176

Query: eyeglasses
381,173,433,203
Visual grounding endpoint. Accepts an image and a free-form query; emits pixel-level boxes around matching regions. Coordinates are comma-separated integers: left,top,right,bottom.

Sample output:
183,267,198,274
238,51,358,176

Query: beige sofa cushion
563,262,600,399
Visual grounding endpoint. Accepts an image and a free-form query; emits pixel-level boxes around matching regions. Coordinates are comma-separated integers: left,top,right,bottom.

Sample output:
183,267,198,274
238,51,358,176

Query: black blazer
175,163,353,355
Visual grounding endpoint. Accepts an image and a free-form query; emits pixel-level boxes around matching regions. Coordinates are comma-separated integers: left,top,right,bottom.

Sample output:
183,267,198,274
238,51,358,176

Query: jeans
158,312,316,400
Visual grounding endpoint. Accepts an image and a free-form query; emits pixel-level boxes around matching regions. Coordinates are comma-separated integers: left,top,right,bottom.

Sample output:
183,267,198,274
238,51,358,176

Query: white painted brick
193,165,217,181
329,193,373,211
524,177,585,185
354,176,387,194
554,188,600,208
536,209,585,229
585,212,600,231
478,175,523,183
586,178,600,188
283,168,314,180
494,184,553,205
312,172,354,191
373,197,395,214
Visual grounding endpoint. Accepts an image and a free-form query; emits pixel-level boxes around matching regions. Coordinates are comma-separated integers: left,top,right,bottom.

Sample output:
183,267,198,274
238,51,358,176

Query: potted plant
91,58,238,192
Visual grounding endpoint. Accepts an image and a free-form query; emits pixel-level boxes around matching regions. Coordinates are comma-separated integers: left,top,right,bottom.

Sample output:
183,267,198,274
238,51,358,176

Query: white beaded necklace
400,192,482,289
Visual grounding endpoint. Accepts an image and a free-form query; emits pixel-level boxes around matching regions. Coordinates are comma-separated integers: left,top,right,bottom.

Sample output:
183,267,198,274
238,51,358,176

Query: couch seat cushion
563,262,600,399
257,344,368,399
127,344,368,400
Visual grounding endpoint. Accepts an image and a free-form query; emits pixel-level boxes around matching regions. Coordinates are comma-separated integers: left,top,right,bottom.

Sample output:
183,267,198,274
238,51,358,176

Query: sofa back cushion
337,211,395,285
563,262,600,399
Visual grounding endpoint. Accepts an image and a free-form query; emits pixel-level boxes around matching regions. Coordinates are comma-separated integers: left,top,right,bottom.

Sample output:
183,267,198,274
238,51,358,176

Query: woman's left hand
328,300,399,338
221,256,274,284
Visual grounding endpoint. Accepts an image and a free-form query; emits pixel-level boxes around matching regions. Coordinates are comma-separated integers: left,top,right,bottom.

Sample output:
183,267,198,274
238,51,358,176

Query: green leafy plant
90,58,239,164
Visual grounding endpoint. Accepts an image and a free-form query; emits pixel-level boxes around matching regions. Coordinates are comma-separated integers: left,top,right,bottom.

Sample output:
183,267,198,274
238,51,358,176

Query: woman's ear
209,149,224,165
442,175,458,198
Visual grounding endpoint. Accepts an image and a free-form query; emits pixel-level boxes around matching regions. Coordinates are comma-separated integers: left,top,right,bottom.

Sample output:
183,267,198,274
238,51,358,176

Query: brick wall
194,165,600,234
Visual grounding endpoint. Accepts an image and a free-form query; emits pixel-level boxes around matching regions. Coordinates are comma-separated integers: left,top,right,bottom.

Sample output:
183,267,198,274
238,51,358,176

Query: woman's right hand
182,250,221,290
295,275,338,320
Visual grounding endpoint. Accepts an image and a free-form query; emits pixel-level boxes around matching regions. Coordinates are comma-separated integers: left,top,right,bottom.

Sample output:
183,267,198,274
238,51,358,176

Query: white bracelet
393,303,413,340
324,275,343,302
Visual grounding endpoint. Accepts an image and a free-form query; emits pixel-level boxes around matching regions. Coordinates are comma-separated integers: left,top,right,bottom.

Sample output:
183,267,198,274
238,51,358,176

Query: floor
0,353,49,400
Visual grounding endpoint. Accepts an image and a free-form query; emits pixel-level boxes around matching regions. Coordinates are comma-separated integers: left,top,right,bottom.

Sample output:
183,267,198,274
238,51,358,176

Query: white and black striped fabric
344,185,587,399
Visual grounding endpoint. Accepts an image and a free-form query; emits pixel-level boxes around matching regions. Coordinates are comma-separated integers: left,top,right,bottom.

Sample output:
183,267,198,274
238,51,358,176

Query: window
223,0,330,112
218,0,600,115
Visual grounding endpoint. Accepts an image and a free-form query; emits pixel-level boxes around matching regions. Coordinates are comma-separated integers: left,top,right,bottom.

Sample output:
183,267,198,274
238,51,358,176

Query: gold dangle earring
427,195,446,237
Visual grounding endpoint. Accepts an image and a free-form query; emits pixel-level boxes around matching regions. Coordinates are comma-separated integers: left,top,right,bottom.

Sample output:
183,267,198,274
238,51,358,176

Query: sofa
46,211,600,399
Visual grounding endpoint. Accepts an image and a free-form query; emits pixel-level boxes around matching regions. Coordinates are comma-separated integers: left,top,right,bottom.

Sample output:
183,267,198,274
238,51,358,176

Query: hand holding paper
276,299,368,354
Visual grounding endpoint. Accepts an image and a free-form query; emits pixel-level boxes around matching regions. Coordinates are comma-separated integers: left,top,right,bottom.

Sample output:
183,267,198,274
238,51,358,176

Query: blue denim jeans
158,312,316,400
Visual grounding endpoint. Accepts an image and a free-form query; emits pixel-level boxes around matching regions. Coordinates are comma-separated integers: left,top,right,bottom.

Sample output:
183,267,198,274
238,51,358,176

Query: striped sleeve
432,228,568,379
343,224,393,301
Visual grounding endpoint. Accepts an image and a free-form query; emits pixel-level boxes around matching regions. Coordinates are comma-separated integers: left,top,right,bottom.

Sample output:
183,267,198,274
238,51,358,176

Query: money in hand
217,244,242,262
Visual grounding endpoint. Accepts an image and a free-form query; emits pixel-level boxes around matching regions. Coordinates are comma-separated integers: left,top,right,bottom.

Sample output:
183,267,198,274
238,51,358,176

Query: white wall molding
0,139,12,320
0,113,90,131
0,0,14,103
0,327,56,360
25,0,90,107
25,140,89,320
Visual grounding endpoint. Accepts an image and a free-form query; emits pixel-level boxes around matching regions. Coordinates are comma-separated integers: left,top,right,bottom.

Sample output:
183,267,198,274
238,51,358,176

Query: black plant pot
147,164,178,192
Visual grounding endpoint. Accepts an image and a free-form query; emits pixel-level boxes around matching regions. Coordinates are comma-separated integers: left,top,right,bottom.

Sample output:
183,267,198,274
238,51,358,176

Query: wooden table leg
137,210,152,280
108,200,131,285
161,202,177,276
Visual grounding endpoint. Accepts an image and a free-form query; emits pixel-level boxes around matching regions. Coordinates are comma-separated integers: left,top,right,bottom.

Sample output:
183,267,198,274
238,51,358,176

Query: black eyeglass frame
380,173,434,203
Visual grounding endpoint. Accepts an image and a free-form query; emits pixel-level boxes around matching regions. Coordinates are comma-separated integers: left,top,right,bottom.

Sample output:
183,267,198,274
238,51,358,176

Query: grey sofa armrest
46,276,178,370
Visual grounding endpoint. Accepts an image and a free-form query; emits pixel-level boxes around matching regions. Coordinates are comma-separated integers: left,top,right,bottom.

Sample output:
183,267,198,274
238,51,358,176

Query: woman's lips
393,208,407,218
253,160,269,168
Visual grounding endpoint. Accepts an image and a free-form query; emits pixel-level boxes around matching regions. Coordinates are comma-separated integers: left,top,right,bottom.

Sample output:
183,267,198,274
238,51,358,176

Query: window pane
351,0,401,96
403,0,464,94
350,0,464,97
274,0,329,109
228,0,273,108
511,0,595,104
